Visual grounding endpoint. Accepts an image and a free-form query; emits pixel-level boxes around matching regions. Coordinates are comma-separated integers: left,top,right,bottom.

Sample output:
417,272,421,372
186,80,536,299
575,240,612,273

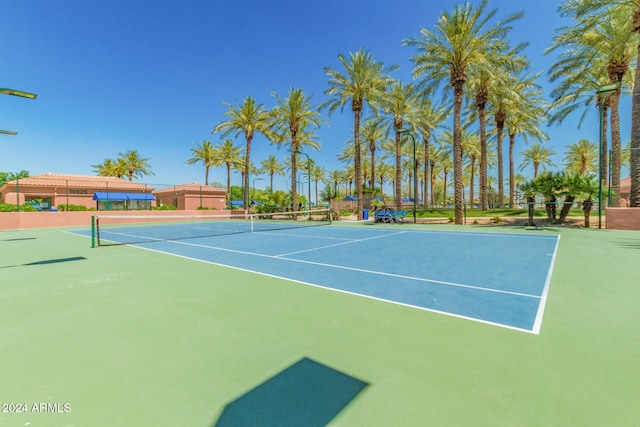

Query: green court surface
0,223,638,426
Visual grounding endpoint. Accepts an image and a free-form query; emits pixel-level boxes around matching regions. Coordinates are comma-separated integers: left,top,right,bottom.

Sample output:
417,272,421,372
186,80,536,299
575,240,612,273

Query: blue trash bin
362,209,369,220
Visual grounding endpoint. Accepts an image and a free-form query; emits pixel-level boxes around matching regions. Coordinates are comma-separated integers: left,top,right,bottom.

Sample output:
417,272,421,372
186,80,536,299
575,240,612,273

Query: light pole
1,87,38,136
398,128,417,224
596,82,621,229
252,177,264,206
289,149,311,212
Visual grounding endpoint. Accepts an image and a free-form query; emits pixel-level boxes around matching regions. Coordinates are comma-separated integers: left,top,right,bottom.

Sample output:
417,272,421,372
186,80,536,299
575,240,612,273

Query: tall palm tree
558,0,640,206
506,73,549,205
467,39,527,210
412,98,449,208
564,139,598,175
185,140,217,185
212,139,242,207
379,80,417,209
404,0,523,223
270,87,323,213
551,3,635,207
310,164,327,207
361,116,386,189
260,155,285,191
519,143,556,178
116,150,154,181
322,47,396,220
213,96,272,209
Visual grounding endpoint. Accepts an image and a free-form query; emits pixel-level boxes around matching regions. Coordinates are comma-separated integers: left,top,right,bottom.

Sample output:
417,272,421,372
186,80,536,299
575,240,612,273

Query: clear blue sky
0,0,631,192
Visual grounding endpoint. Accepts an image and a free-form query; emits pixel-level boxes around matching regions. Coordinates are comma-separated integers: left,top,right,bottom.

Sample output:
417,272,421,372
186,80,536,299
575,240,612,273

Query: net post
91,215,96,248
250,214,254,232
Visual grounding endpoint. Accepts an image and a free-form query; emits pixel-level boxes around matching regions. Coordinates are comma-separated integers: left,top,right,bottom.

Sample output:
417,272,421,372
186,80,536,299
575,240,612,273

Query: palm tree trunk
496,112,506,208
631,8,640,207
469,158,475,209
478,98,488,210
243,136,253,210
370,141,376,190
453,84,464,224
423,133,430,208
601,103,609,194
353,108,363,220
509,131,516,207
225,163,231,208
609,90,622,207
394,125,402,210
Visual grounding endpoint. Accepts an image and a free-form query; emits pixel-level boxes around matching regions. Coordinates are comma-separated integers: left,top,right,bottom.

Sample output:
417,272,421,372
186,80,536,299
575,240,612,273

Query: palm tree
116,150,153,181
213,96,272,209
412,99,449,208
564,139,598,175
213,139,242,207
462,132,481,208
506,74,549,205
322,47,396,220
551,3,635,207
270,87,323,214
92,158,126,179
185,140,217,185
467,39,527,210
361,116,386,189
260,155,285,191
404,0,523,223
310,164,327,207
379,80,417,209
519,143,556,178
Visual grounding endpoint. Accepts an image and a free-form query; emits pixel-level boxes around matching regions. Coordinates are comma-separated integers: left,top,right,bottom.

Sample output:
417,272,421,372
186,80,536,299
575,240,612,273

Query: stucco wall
0,210,242,230
605,208,640,230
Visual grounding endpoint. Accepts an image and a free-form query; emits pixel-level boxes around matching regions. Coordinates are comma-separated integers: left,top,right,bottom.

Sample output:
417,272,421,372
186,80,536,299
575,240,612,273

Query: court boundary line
159,238,543,299
531,235,561,334
131,243,538,335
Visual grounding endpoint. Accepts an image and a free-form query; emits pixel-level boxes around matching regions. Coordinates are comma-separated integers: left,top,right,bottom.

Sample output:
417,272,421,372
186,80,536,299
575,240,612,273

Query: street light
289,149,311,212
1,87,38,136
398,128,417,224
252,177,264,205
0,88,38,99
596,82,621,229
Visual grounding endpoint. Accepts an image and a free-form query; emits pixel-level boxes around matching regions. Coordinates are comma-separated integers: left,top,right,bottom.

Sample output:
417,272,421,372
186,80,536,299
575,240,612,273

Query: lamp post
398,128,417,223
1,87,38,136
596,82,621,229
289,149,311,212
252,177,264,206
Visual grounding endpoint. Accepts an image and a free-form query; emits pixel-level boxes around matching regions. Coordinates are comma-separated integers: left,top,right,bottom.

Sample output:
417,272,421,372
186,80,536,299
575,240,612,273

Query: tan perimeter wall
0,210,243,231
605,208,640,230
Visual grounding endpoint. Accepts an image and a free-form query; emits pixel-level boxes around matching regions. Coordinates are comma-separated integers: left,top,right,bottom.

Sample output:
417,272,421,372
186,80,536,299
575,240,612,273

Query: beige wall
0,210,244,230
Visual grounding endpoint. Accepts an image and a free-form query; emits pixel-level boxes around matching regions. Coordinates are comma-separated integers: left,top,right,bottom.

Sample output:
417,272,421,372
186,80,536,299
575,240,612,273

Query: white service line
274,230,408,257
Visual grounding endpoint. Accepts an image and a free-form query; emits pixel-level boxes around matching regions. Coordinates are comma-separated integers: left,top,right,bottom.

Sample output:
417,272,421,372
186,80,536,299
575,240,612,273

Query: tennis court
83,214,559,334
1,221,638,426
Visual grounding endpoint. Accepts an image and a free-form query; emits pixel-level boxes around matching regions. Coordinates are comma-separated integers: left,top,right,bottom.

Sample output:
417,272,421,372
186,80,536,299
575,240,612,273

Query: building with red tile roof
0,173,155,210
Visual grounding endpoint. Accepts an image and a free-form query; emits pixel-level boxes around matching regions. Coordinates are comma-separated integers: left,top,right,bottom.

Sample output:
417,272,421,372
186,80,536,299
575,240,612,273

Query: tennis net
91,208,333,246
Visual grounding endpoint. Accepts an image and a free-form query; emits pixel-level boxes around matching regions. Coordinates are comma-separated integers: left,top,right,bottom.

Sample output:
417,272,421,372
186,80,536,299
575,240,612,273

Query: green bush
58,204,88,211
152,205,177,210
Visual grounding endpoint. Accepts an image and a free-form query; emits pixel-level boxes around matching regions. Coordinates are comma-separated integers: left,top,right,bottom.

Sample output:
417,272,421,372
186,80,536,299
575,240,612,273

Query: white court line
131,243,536,334
275,231,407,257
531,235,561,334
163,238,540,299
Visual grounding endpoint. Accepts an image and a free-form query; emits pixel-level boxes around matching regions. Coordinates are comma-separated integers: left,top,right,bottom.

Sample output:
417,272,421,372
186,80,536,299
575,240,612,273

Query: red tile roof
3,173,153,191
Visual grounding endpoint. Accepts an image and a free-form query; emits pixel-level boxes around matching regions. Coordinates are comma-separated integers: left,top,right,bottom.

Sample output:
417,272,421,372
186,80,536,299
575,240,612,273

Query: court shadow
0,237,37,241
213,357,368,427
0,256,86,269
615,238,640,249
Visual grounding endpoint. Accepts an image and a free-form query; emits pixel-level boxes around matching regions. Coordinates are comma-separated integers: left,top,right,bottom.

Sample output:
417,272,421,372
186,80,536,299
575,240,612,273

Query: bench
374,209,407,223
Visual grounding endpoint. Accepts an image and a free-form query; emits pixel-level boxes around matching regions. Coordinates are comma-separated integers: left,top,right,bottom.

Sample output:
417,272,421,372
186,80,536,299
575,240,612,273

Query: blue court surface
79,224,560,334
